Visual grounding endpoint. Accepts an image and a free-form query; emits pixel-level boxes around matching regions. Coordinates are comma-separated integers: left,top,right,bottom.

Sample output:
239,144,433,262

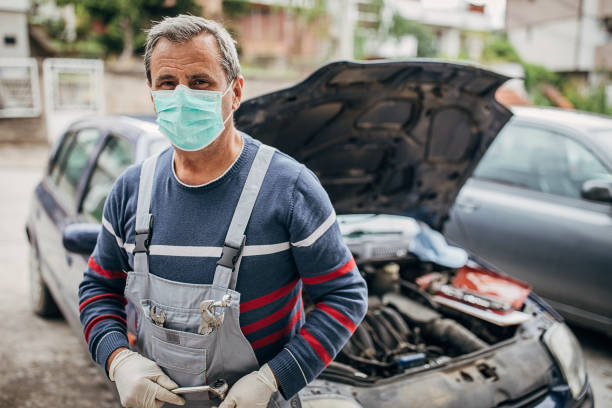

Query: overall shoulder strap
133,153,159,273
212,144,275,291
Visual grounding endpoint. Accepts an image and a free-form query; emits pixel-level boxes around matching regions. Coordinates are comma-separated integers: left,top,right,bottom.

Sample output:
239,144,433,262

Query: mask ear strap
222,110,233,125
222,79,236,124
223,80,234,97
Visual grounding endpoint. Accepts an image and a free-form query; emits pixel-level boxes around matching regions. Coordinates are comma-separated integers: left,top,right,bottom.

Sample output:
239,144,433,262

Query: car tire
29,244,60,318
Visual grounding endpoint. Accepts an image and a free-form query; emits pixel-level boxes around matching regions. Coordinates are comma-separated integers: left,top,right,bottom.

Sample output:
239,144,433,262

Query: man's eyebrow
188,73,215,82
156,74,177,83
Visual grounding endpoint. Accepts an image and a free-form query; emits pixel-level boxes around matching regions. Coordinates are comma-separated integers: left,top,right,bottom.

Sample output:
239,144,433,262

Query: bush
388,13,436,58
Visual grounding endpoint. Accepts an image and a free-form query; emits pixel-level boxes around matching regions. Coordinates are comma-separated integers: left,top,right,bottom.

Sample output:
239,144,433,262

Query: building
220,0,333,70
383,0,502,59
0,0,30,58
506,0,612,76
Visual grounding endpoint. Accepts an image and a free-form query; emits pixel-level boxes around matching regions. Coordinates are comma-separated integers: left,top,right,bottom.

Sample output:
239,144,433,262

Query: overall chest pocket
151,336,207,375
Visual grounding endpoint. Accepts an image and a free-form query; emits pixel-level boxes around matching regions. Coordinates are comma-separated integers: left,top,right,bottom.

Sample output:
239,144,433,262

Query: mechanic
78,14,368,408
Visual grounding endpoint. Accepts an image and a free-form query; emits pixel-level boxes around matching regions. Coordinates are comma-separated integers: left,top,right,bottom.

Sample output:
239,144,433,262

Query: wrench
172,378,229,400
198,294,232,335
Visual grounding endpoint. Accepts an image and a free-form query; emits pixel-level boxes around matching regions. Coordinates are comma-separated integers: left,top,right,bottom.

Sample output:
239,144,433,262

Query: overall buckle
133,215,153,254
216,235,246,271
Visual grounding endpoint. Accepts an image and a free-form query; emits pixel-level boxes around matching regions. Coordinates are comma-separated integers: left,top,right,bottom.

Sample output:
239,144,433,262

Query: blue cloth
78,134,368,399
409,222,468,268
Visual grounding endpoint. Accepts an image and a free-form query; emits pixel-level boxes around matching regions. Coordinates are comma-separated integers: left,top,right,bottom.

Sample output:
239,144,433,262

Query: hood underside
235,60,512,229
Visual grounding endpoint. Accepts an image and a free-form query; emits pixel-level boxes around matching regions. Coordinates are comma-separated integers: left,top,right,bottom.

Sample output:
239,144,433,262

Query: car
444,106,612,337
26,60,593,408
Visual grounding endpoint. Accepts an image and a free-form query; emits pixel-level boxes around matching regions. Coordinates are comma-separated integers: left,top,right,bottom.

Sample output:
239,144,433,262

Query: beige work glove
217,364,278,408
109,349,185,408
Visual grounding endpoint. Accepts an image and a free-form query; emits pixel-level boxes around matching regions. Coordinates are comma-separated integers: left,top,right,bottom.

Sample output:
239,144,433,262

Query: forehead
149,33,225,79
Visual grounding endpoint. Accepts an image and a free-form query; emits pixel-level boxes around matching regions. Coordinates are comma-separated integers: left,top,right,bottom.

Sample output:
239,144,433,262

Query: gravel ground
0,143,610,407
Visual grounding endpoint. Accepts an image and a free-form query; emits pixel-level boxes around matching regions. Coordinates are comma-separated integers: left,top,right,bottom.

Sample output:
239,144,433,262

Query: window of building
4,35,16,46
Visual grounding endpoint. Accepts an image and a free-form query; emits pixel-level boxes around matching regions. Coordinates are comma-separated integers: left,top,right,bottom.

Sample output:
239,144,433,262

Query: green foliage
222,0,250,18
42,18,67,40
388,13,436,57
288,0,328,21
522,62,560,92
564,85,612,115
480,34,521,63
56,0,202,57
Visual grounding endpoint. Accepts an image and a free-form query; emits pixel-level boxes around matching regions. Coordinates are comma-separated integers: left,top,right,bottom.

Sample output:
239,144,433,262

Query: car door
446,120,612,330
36,127,103,318
65,134,135,302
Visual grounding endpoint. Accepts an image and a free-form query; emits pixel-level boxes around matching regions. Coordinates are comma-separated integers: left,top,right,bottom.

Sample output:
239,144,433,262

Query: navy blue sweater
78,134,368,398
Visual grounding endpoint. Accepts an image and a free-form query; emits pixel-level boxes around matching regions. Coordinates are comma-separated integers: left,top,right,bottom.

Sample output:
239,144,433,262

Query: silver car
445,106,612,336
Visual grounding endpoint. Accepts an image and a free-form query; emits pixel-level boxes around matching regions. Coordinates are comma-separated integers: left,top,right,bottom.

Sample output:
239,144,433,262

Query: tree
388,13,436,58
57,0,201,62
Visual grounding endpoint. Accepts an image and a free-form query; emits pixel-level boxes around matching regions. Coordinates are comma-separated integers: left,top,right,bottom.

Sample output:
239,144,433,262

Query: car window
49,131,75,180
82,136,134,222
51,128,101,199
474,123,611,199
564,137,611,184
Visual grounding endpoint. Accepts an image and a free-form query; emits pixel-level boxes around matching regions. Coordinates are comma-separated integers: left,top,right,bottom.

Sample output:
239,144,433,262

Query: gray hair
144,15,240,84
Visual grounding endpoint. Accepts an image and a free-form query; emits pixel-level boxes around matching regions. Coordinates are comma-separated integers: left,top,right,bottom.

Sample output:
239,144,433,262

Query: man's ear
232,76,245,111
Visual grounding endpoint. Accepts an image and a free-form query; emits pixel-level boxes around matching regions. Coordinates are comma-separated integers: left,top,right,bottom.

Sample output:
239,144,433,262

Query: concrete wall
0,67,297,144
506,0,580,29
507,0,609,72
0,11,30,58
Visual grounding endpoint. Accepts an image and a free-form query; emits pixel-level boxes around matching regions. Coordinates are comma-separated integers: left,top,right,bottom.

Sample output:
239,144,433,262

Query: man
78,14,368,408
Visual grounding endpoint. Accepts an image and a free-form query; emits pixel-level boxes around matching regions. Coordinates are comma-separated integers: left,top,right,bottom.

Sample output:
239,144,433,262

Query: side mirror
581,179,612,203
62,223,100,255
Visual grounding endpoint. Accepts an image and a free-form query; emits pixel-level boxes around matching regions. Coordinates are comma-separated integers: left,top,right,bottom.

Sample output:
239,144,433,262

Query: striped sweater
78,134,368,399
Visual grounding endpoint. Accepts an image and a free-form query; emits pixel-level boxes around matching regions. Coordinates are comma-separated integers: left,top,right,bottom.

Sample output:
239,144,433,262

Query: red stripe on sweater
241,289,302,335
88,257,127,279
316,302,357,334
300,327,332,366
84,314,126,344
301,258,356,285
79,293,126,313
240,278,299,313
251,298,303,350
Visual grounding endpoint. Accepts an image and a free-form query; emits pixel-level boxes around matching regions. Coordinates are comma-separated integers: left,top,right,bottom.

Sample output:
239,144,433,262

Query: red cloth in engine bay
451,266,531,310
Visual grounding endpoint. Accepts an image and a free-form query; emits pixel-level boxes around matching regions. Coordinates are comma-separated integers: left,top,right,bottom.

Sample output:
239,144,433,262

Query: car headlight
301,397,363,408
542,322,587,399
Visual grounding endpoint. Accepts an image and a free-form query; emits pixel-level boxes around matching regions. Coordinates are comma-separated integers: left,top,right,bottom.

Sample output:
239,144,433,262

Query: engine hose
341,350,395,368
341,337,358,356
326,361,370,379
400,280,438,309
426,318,488,353
365,312,396,350
352,324,376,358
380,307,411,339
363,319,394,356
381,307,411,338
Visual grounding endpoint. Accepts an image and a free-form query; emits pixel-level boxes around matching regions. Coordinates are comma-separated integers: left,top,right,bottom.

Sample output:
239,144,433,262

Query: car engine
314,257,526,382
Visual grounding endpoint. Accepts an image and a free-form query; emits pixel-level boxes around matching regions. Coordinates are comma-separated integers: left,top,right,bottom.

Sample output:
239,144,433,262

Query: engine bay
315,257,532,382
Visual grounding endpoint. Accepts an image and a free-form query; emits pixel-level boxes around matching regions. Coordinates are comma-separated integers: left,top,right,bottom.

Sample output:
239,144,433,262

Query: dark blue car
26,60,593,408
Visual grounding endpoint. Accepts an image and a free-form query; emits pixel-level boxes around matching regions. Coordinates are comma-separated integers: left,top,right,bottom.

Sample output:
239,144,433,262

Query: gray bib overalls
125,144,297,407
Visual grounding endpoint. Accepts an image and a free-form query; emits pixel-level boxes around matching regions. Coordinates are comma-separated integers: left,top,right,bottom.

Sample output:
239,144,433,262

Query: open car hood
235,60,512,229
